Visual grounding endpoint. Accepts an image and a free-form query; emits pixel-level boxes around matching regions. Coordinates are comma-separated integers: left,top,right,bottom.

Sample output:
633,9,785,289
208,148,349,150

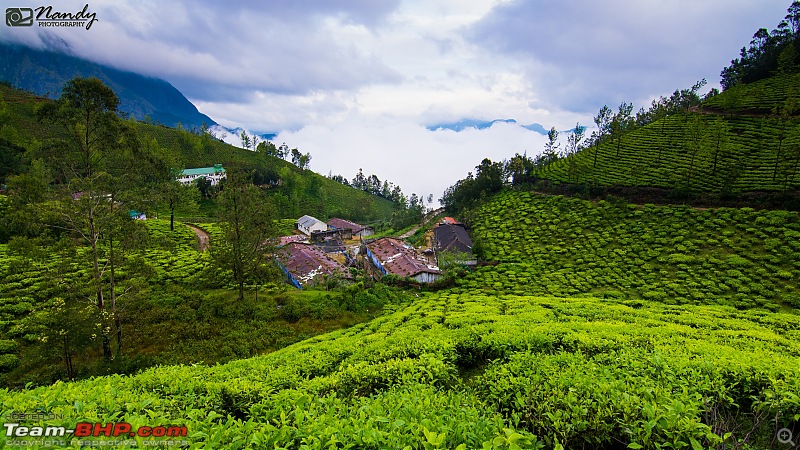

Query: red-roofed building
277,242,351,288
327,217,374,237
364,237,441,283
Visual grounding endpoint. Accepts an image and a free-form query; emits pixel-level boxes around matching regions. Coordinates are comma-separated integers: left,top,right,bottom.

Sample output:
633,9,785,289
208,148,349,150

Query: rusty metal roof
278,242,350,284
327,217,370,233
366,237,440,278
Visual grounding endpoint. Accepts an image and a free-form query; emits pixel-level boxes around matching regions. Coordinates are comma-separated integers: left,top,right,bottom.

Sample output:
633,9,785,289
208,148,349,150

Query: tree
592,105,612,167
610,102,633,157
684,115,708,190
290,148,311,169
162,179,200,231
195,176,213,199
212,172,277,301
240,130,251,150
256,140,282,158
565,123,586,157
544,127,560,159
35,77,164,361
787,1,800,35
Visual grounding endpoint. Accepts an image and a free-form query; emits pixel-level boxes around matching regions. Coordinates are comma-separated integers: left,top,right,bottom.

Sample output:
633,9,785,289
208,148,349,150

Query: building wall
298,220,327,236
413,272,441,283
356,228,375,237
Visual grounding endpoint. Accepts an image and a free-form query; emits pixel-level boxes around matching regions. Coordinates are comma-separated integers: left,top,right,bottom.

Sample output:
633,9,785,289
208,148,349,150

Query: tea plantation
463,192,800,310
1,291,798,448
2,193,800,448
537,74,800,193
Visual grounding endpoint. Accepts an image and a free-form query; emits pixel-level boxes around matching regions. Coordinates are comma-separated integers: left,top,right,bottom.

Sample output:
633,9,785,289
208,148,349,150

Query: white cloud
2,0,794,202
276,114,549,203
468,0,791,112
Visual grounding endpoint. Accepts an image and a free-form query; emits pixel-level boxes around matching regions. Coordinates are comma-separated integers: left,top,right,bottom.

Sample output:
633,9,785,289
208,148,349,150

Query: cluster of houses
174,166,478,290
276,214,476,289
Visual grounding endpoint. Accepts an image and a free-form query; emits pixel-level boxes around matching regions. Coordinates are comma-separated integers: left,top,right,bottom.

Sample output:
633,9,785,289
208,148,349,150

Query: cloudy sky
1,0,791,202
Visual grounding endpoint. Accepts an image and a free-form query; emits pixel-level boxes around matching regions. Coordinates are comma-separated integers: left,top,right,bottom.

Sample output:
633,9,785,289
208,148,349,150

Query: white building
178,164,226,186
297,215,328,236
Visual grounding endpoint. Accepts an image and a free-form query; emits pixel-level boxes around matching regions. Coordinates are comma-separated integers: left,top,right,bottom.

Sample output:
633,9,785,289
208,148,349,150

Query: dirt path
186,224,210,251
399,208,445,239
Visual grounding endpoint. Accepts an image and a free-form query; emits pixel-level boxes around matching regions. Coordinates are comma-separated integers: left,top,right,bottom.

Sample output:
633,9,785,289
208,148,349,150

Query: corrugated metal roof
327,217,368,233
277,242,350,284
434,224,473,254
297,215,324,229
366,237,440,278
180,165,226,176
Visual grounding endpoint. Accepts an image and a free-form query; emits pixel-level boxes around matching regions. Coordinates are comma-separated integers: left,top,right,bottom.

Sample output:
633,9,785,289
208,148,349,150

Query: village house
434,223,477,267
327,217,374,237
364,237,441,283
178,164,226,186
297,215,328,236
276,242,351,289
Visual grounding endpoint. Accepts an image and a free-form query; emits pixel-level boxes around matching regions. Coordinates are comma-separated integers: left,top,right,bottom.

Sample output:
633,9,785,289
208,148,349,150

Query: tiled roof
434,224,473,254
278,243,350,284
366,237,439,278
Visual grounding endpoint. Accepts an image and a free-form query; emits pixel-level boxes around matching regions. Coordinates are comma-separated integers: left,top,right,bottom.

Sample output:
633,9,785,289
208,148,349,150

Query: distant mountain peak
0,41,215,129
426,118,549,135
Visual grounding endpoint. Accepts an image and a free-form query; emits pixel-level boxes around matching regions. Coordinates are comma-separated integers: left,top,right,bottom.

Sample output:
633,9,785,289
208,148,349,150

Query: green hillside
2,191,800,447
0,218,398,387
0,83,396,223
537,74,800,194
464,191,799,309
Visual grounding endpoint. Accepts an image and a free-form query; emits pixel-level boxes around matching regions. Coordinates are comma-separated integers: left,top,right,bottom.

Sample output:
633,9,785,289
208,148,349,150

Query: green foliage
2,293,798,448
537,110,800,193
466,192,800,309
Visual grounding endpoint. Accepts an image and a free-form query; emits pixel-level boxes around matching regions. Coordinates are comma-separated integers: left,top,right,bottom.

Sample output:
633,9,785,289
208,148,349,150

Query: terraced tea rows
465,192,800,309
538,112,800,192
2,292,798,448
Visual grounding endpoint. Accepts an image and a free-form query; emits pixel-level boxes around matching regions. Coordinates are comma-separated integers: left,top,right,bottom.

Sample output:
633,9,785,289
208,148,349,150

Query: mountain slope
0,42,215,129
0,83,396,223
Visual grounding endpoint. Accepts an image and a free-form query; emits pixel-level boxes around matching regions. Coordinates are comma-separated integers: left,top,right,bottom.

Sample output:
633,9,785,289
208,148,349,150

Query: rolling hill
0,83,397,223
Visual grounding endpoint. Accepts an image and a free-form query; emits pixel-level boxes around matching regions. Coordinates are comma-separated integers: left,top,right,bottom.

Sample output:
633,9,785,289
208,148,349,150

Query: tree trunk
63,335,74,380
169,198,175,231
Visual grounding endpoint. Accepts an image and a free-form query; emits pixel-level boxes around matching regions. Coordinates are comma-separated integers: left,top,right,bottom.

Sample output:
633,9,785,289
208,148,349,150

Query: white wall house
297,215,328,236
178,164,226,186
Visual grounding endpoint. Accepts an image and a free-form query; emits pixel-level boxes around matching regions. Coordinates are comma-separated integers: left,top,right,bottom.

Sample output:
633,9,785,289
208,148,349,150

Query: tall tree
592,105,612,167
212,172,276,301
240,130,251,150
610,102,633,157
36,77,161,360
543,127,560,165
